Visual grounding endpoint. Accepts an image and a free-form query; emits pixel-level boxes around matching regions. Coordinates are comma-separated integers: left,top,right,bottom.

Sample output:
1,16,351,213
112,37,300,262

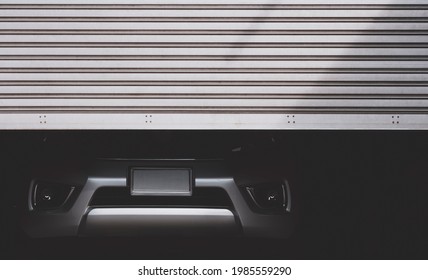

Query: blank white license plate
130,168,192,196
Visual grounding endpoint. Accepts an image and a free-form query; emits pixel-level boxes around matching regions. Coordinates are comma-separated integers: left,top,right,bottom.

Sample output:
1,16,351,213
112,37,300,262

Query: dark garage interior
1,130,428,259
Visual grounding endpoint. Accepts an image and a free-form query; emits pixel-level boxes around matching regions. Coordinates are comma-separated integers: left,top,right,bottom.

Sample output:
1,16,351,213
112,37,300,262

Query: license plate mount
130,168,192,196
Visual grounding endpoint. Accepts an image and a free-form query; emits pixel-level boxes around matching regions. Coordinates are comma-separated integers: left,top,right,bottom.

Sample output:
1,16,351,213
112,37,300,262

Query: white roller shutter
0,0,427,129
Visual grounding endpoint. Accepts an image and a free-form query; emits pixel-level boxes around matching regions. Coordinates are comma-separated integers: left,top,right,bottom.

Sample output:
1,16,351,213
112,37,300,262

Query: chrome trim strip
88,207,234,217
83,207,239,236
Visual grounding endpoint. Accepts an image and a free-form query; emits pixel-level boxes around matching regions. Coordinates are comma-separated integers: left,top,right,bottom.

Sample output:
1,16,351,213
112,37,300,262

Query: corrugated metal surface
0,0,428,129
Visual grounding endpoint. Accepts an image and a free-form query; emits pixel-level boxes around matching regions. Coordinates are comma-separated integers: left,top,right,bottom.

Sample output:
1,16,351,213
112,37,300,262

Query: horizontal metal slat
2,1,428,5
1,48,427,57
2,22,428,31
1,113,424,130
1,98,428,108
0,73,426,82
1,60,427,69
0,35,427,44
2,69,426,74
1,106,427,114
1,86,427,95
1,9,428,18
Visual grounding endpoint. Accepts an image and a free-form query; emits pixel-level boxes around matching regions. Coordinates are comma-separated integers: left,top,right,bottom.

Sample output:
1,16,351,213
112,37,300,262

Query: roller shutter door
0,0,427,129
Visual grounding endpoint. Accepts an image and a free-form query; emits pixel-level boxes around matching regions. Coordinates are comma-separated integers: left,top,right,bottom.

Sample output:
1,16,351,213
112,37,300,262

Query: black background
1,131,428,259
